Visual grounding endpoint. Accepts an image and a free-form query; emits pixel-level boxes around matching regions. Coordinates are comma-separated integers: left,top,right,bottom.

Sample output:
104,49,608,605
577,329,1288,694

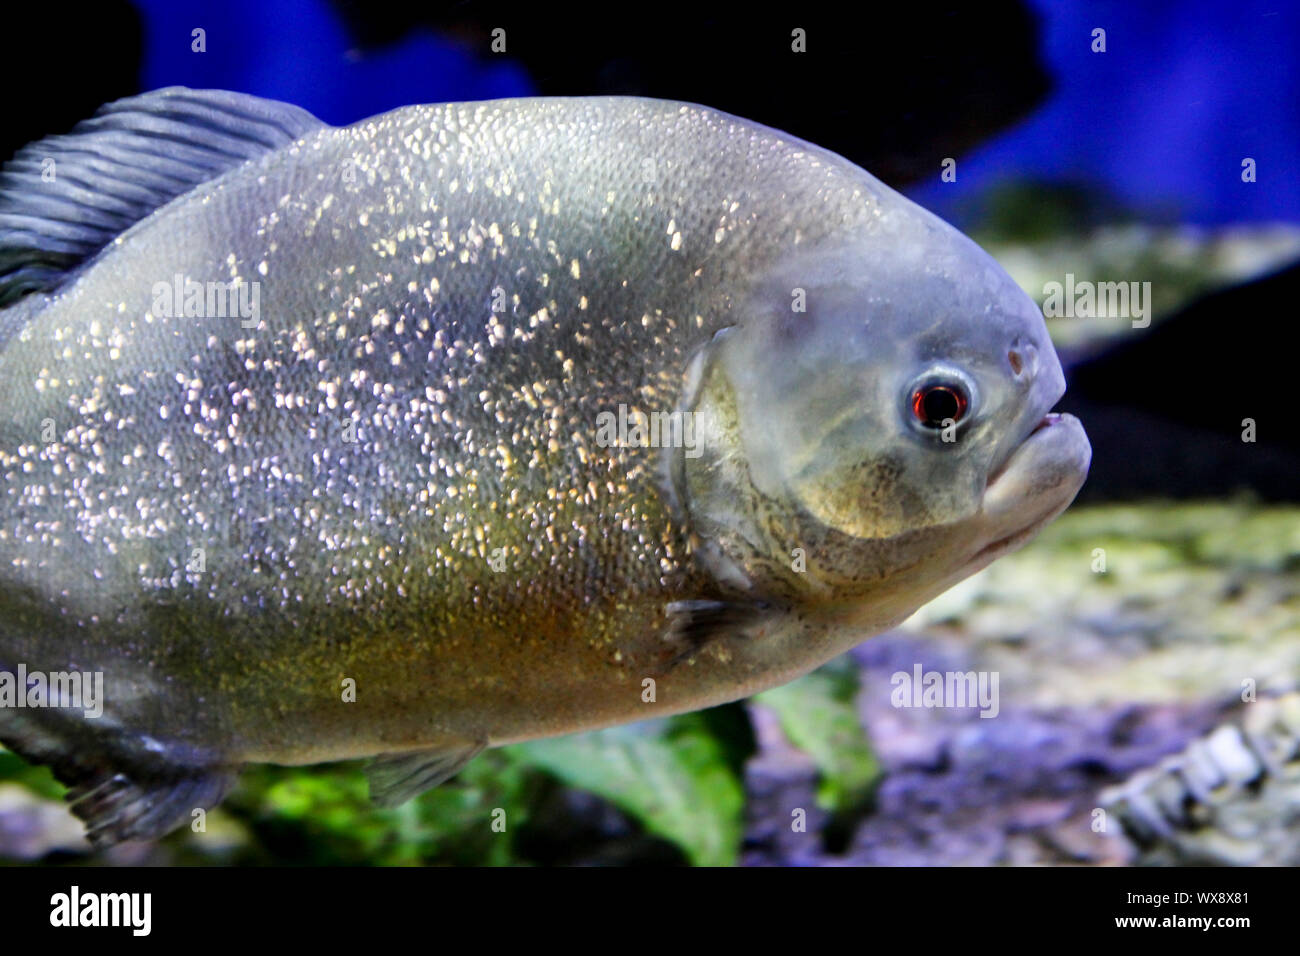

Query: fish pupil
913,384,966,427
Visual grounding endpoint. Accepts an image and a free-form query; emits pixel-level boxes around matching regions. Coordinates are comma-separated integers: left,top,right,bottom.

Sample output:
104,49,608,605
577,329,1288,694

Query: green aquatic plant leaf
509,715,745,866
233,751,533,865
755,659,880,811
0,747,66,800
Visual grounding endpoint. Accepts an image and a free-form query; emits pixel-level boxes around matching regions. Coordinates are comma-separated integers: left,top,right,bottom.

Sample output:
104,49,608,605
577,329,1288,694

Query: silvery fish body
0,89,1089,843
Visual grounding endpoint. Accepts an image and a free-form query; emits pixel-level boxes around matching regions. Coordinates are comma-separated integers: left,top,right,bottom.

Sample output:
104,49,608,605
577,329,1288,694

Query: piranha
0,89,1089,846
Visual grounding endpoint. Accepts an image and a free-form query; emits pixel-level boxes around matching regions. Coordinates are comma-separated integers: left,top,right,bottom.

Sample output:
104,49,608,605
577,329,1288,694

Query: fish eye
906,369,975,432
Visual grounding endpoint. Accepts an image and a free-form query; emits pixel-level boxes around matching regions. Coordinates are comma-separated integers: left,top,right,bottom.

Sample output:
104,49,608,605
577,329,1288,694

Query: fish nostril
1008,341,1039,379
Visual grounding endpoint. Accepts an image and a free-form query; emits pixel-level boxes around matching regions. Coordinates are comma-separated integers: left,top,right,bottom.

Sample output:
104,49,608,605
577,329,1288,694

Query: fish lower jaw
958,483,1080,579
966,518,1045,567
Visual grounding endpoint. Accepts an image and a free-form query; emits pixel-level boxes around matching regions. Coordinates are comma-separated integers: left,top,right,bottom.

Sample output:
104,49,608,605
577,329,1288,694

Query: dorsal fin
0,87,327,306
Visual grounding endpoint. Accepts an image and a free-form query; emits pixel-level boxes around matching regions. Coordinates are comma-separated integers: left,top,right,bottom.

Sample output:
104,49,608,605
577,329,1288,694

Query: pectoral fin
663,599,773,665
365,739,487,807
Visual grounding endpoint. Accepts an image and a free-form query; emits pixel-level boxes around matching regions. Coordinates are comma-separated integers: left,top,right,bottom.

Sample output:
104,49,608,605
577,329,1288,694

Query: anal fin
0,706,235,847
365,739,487,808
68,768,235,848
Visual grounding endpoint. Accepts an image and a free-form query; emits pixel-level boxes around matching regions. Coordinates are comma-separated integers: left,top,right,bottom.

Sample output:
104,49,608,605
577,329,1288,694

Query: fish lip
984,410,1089,500
985,411,1068,488
1031,411,1064,434
968,411,1090,567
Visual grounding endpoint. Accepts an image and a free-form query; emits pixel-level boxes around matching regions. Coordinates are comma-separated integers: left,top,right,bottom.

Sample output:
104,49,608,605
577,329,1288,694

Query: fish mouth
985,412,1064,486
966,411,1091,568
